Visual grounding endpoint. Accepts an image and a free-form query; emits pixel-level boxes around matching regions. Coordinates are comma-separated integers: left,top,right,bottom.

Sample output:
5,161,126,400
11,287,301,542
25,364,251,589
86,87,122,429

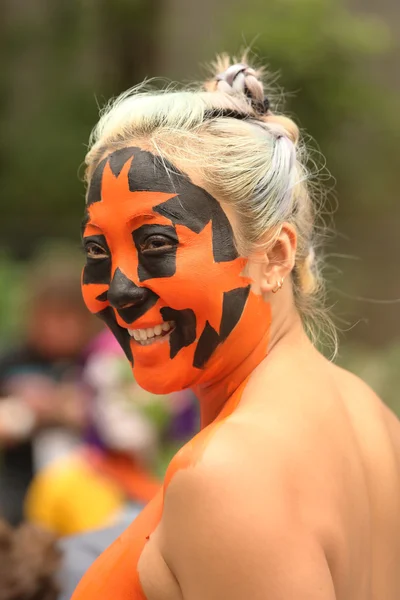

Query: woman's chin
132,365,189,396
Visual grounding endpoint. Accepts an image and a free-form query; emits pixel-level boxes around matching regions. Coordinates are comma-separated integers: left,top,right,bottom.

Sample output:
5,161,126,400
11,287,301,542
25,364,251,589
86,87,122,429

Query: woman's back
331,363,400,599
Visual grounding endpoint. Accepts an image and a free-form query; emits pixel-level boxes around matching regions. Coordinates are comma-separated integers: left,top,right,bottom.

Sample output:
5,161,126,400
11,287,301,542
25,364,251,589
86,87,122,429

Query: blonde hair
84,53,335,350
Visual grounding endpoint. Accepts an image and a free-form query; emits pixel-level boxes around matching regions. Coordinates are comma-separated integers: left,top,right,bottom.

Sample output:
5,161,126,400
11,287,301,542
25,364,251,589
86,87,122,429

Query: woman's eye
85,243,108,259
141,236,175,253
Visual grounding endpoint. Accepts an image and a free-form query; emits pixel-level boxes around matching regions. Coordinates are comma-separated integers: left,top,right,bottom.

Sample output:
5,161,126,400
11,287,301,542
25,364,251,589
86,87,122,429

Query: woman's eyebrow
127,211,163,226
80,211,160,238
81,217,101,237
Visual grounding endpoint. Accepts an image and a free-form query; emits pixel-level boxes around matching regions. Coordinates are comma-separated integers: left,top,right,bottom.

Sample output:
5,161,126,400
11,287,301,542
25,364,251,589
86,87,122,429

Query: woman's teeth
128,321,175,345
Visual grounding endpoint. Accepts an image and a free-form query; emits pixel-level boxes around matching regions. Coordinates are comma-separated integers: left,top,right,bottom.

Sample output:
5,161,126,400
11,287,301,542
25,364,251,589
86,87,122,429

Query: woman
73,56,400,599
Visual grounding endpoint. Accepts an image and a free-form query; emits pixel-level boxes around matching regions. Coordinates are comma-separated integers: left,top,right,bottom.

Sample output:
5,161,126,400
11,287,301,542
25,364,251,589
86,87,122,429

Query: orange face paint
81,146,271,400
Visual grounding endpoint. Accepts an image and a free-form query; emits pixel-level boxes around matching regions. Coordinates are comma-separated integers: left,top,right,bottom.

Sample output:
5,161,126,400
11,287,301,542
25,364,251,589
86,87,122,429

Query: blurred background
0,0,399,539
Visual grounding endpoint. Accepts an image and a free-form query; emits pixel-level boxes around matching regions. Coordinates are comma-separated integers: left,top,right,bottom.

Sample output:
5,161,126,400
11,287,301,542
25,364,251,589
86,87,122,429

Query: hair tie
214,62,270,116
215,63,248,87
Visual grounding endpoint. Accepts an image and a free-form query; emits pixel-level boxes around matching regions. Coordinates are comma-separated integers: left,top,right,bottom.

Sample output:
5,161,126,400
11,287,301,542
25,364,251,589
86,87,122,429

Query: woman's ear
248,223,297,295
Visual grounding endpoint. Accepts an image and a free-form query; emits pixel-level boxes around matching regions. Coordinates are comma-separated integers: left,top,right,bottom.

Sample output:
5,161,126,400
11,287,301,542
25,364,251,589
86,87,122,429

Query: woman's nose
107,267,149,309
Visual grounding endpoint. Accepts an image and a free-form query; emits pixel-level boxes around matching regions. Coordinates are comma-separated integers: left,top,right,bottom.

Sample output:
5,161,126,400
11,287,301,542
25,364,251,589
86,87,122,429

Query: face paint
81,146,271,397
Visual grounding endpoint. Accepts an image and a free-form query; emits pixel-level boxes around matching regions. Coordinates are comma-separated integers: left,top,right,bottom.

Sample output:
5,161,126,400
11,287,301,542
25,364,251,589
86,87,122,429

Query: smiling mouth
128,321,176,346
98,306,196,361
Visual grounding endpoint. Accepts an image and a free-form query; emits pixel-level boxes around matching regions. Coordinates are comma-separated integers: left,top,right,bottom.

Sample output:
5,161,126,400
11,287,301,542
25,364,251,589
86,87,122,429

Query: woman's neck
192,330,269,428
192,302,303,429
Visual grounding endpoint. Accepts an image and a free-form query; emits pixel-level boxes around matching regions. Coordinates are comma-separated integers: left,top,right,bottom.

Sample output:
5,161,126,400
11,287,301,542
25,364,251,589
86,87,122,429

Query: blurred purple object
167,391,199,442
83,328,122,359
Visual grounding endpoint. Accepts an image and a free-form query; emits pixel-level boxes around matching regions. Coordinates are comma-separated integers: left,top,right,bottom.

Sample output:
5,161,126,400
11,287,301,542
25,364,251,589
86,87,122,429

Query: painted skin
76,146,271,599
80,147,271,411
74,147,400,600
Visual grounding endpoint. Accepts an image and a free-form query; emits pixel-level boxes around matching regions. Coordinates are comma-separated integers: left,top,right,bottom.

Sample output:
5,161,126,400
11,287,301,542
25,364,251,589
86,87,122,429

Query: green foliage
0,253,25,349
225,0,391,129
222,0,399,212
0,0,155,254
338,342,400,417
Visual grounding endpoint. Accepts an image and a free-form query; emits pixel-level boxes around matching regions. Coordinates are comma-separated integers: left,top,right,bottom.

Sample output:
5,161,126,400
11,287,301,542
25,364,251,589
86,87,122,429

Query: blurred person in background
0,515,141,600
25,327,198,537
0,518,61,600
72,54,400,600
0,514,128,600
0,250,96,525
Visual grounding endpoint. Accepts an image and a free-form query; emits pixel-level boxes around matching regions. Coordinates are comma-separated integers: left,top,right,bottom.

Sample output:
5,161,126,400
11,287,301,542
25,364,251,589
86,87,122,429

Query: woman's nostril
118,301,136,309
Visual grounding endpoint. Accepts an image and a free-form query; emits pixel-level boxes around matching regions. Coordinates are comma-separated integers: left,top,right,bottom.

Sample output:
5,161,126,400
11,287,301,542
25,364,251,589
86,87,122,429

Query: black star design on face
193,286,251,368
82,146,249,370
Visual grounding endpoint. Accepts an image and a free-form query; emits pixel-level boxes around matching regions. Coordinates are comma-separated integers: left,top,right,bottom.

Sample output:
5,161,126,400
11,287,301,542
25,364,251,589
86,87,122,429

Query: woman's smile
127,320,176,345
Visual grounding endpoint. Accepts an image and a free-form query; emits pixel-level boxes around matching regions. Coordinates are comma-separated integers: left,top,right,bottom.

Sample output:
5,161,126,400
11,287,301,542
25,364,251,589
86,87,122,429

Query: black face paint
108,147,136,178
81,211,90,238
128,150,183,193
97,306,133,363
219,286,251,339
132,224,178,282
153,191,238,263
160,307,197,359
87,157,108,205
107,268,159,323
96,291,109,302
193,286,250,368
82,235,111,285
129,147,238,264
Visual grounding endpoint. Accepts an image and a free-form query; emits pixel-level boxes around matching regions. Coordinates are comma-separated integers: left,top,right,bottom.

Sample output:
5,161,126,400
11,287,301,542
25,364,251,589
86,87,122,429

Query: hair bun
205,55,268,114
215,63,249,87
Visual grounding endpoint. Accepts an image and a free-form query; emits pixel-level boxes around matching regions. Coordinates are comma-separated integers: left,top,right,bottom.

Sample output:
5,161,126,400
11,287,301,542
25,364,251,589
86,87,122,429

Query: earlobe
255,249,283,295
245,255,268,296
256,223,297,295
259,273,282,295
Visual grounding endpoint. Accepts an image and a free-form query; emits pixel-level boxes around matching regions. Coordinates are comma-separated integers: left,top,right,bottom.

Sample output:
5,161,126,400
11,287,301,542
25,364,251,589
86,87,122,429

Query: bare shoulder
331,363,400,458
162,405,341,564
161,432,336,600
158,357,400,599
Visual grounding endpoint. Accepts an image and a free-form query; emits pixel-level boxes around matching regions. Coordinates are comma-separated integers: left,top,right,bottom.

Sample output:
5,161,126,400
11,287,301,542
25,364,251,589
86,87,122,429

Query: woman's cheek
81,280,109,315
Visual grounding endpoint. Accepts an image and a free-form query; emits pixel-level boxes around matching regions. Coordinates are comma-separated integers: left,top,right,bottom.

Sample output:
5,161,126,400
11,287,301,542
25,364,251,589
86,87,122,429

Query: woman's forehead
88,146,185,202
84,147,237,256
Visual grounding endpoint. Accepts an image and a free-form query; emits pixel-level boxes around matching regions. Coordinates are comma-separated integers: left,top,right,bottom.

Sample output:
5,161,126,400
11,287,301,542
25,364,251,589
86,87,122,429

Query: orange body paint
72,372,265,600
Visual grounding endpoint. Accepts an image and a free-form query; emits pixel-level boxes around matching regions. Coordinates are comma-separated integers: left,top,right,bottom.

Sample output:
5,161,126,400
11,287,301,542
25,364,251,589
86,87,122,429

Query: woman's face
81,146,270,393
